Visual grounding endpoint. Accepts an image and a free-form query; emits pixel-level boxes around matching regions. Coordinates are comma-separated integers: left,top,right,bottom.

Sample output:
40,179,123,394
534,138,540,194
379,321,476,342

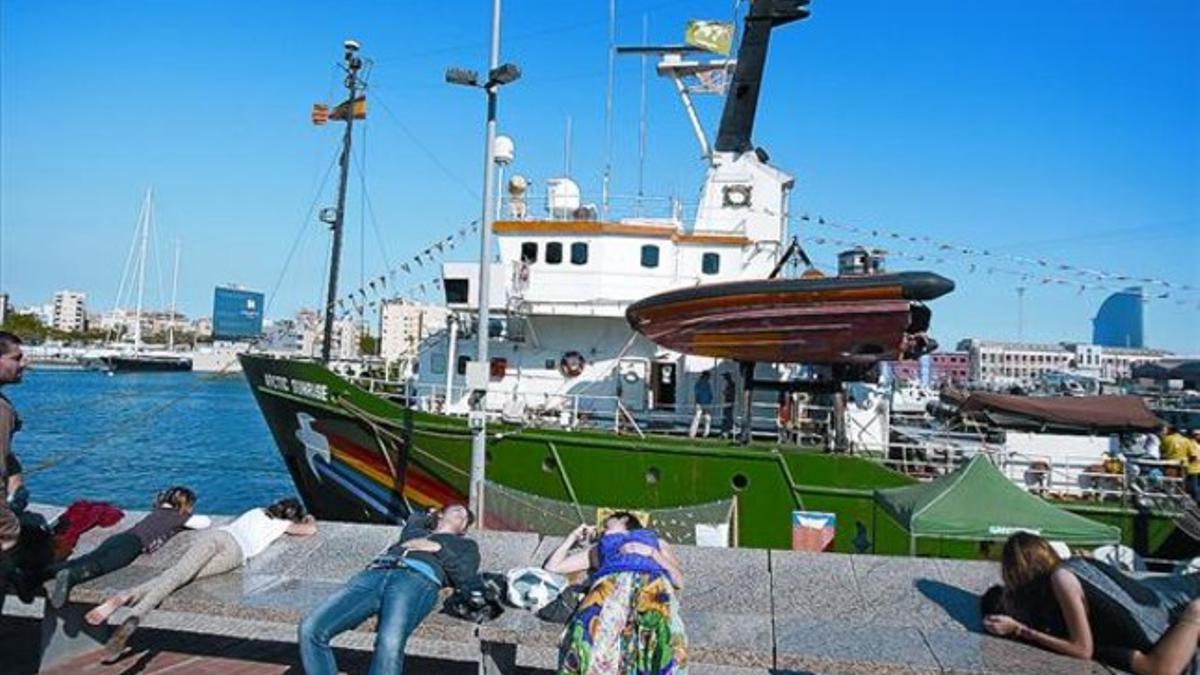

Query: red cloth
52,500,125,560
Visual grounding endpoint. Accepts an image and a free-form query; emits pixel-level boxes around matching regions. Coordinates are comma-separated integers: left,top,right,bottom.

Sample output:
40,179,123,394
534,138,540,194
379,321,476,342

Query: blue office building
1091,287,1143,348
212,286,265,341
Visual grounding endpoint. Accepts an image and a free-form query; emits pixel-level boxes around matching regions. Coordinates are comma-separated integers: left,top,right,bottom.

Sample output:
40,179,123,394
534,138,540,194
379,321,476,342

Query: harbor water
5,370,295,515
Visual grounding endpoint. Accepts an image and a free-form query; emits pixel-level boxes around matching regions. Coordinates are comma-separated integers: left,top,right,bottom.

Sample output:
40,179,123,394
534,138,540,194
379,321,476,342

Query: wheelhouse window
640,245,660,269
701,252,720,275
444,278,469,304
456,356,471,376
546,242,563,265
520,242,538,263
431,353,447,375
570,242,589,265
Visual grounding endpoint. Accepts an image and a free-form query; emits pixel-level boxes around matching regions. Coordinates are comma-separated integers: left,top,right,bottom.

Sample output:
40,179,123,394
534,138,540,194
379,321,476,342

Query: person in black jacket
299,504,481,675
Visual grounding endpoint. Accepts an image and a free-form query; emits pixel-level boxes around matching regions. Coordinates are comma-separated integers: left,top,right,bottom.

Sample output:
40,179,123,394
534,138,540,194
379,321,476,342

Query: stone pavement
1,504,1128,674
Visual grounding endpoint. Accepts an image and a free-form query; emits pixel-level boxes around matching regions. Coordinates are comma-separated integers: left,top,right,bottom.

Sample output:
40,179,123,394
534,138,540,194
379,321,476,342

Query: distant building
337,319,361,360
192,317,213,338
22,303,55,327
1092,287,1143,348
885,352,969,386
379,300,449,363
143,310,188,337
957,338,1170,385
212,286,265,341
0,293,9,325
290,309,360,359
52,291,87,333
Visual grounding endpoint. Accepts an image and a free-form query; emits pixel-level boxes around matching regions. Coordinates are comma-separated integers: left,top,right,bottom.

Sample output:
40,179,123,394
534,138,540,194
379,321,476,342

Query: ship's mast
321,41,364,363
713,0,810,154
132,187,152,352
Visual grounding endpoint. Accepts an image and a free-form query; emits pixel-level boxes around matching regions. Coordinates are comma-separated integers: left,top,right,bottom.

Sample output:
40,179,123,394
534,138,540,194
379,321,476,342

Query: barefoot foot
84,595,125,626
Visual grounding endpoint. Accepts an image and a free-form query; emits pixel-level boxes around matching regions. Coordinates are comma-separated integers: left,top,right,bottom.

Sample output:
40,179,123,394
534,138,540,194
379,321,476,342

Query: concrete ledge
3,504,1129,674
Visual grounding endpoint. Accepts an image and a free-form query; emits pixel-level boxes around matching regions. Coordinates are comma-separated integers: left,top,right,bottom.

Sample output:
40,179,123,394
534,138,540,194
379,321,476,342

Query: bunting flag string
329,218,479,320
802,231,1196,310
792,213,1197,297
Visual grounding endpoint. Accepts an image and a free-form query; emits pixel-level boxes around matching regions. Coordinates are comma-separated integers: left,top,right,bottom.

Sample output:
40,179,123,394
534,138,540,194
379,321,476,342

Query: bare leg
84,592,131,625
85,531,227,626
1130,600,1200,675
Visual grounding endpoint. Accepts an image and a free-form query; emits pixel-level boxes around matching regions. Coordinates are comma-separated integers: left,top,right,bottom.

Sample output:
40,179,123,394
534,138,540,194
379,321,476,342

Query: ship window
431,353,447,375
570,242,589,265
640,245,660,268
544,358,556,370
701,252,720,275
445,278,470,304
456,356,471,376
521,242,538,263
546,242,563,265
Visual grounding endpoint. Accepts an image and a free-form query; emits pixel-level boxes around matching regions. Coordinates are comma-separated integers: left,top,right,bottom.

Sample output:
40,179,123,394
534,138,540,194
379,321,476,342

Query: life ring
559,351,586,378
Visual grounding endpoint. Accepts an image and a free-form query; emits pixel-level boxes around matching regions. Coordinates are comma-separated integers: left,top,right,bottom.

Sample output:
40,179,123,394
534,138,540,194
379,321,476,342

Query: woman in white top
85,497,317,655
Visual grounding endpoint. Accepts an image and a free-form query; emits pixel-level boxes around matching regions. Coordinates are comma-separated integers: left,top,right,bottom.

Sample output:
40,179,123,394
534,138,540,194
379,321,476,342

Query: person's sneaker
104,616,139,657
49,568,71,609
11,568,36,604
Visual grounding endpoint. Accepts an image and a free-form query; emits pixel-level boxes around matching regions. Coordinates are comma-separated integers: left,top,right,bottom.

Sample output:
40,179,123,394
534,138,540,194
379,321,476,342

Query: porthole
731,473,749,491
645,467,661,485
542,456,558,473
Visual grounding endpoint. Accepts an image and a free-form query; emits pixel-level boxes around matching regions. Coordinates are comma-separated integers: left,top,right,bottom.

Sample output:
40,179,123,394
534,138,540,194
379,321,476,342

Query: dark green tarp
874,455,1121,552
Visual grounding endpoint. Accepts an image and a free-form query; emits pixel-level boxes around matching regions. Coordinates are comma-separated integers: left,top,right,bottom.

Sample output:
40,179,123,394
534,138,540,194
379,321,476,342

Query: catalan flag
311,104,330,125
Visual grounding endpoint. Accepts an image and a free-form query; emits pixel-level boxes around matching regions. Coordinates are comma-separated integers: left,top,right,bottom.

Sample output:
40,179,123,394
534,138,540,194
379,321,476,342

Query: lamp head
445,67,480,87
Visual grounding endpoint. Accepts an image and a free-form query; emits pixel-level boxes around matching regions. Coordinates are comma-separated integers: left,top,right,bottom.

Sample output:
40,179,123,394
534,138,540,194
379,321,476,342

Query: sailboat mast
133,187,152,351
321,41,364,363
169,237,180,351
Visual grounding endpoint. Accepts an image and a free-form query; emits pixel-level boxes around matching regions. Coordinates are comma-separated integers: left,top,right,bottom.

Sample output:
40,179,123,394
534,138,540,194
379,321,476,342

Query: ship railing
499,192,685,224
999,451,1188,502
497,191,783,231
869,427,1189,503
351,378,838,442
877,431,1005,480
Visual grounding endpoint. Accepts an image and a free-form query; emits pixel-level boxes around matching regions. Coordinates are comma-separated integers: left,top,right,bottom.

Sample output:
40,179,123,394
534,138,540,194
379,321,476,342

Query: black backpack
441,572,505,623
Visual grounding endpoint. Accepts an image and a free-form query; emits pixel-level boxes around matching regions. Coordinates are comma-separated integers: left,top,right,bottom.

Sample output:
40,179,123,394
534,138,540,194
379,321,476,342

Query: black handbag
535,582,588,624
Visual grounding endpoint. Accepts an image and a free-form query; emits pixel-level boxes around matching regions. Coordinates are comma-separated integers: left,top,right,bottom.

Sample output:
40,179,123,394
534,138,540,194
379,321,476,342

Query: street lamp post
446,0,520,524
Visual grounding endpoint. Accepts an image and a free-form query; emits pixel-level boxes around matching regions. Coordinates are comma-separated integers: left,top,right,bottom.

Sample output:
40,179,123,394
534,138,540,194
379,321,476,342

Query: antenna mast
601,0,616,220
320,40,364,363
169,238,180,351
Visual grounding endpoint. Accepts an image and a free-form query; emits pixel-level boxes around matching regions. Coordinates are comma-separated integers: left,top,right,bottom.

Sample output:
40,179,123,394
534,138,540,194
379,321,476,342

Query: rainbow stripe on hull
313,422,466,518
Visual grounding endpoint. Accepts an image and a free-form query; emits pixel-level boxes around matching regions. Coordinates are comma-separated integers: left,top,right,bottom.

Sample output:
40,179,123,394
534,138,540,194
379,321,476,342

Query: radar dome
494,135,515,165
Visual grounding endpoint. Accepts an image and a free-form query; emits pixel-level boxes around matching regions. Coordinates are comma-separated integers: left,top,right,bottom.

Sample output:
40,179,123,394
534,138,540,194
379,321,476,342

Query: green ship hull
240,354,1189,559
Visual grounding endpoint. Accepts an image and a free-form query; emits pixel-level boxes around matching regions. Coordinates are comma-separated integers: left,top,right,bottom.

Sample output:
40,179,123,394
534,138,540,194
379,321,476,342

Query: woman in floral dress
544,511,687,675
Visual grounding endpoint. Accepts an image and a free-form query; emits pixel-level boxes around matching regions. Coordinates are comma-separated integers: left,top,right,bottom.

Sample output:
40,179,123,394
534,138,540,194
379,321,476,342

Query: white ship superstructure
414,42,799,425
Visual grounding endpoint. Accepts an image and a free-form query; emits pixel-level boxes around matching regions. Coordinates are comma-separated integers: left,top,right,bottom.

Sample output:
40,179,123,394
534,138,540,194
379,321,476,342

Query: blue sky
1,0,1197,353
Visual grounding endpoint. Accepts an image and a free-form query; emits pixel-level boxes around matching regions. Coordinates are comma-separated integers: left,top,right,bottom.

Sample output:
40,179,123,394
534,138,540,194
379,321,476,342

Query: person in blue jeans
299,504,481,675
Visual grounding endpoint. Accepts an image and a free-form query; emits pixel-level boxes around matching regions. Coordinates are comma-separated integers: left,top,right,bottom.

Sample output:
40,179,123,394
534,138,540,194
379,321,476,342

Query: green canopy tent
874,455,1122,555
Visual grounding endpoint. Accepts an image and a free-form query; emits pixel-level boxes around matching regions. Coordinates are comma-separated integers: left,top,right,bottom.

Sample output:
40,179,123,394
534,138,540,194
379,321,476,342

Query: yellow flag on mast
685,20,734,55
